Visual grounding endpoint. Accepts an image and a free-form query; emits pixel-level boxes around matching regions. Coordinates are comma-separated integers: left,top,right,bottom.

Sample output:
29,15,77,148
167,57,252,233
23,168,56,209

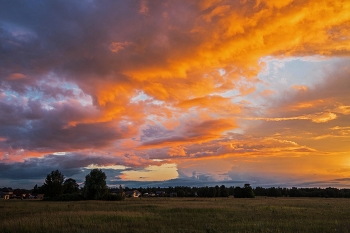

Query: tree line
31,169,350,201
129,183,255,198
254,186,350,198
125,185,350,198
35,169,124,201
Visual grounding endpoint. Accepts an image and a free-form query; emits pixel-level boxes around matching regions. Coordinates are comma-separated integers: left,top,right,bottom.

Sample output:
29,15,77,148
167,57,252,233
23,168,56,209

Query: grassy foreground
1,197,350,233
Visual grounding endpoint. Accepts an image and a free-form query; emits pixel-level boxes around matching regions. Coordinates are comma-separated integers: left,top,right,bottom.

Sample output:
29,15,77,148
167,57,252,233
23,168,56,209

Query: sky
1,0,350,189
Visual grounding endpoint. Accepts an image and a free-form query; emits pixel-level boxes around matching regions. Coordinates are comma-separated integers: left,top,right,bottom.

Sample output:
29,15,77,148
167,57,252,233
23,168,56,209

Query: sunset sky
1,0,350,189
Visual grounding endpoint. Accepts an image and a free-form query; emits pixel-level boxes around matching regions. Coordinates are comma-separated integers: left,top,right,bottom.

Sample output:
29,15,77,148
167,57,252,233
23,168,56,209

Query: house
13,189,27,199
1,188,13,199
26,193,35,199
156,191,166,197
125,190,142,198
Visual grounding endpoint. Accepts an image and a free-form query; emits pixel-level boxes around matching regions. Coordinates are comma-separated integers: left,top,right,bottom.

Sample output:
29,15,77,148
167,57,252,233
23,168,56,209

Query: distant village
0,182,187,200
0,186,177,200
2,185,350,200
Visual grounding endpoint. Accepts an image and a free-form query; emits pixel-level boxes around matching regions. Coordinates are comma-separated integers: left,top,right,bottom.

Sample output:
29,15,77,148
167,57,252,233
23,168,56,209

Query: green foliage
43,170,65,199
83,169,108,200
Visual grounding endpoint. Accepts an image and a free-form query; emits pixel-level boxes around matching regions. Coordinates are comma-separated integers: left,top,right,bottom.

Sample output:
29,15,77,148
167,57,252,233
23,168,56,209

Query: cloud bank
1,0,350,188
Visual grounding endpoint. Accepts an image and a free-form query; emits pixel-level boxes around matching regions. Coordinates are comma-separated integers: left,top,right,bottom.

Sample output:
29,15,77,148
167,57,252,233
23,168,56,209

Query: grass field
1,197,350,232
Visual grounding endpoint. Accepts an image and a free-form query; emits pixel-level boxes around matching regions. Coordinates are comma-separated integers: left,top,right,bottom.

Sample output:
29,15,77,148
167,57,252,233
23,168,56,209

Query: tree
32,184,39,196
177,189,185,197
208,186,216,197
215,185,220,197
43,170,65,199
228,186,235,196
220,185,229,197
234,186,244,198
243,183,255,198
63,178,79,194
83,169,108,200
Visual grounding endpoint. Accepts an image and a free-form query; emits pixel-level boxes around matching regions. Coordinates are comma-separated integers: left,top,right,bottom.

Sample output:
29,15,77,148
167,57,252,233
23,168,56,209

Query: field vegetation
1,197,350,233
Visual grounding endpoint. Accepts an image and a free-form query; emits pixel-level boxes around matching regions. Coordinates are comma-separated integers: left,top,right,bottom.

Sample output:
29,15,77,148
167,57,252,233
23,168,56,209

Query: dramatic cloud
1,0,350,188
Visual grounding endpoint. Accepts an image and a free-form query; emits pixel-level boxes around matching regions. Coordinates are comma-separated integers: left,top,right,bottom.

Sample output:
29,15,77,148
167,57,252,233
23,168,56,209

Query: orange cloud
2,1,350,187
109,41,133,53
246,112,337,123
202,5,231,22
139,0,149,14
177,95,241,115
168,146,187,157
139,118,236,149
292,85,308,92
95,0,350,116
7,73,26,80
256,0,293,9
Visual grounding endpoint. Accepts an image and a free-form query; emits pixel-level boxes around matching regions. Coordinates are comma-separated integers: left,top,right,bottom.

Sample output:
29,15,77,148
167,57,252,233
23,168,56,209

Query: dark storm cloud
0,1,139,84
0,96,124,151
0,0,194,80
0,152,121,180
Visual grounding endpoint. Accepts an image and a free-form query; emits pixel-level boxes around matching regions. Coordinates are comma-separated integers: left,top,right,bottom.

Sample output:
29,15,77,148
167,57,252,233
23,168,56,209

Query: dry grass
1,197,350,232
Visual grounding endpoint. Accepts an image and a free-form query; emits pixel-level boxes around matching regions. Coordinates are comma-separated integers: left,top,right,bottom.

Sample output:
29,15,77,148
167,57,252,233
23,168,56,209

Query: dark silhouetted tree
177,189,185,197
43,170,65,199
208,186,216,197
220,185,229,197
234,186,244,198
243,183,255,198
83,169,108,200
32,184,39,196
63,178,79,194
228,186,235,196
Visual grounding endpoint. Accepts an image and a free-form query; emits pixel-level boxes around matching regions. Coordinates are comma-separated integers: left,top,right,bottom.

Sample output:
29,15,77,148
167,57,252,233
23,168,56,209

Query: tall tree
32,184,39,196
63,178,79,194
220,185,229,197
43,170,65,199
83,169,108,200
243,183,255,198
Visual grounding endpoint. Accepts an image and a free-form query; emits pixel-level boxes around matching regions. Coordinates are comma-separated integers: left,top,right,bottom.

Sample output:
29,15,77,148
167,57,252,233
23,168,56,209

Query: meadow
1,197,350,233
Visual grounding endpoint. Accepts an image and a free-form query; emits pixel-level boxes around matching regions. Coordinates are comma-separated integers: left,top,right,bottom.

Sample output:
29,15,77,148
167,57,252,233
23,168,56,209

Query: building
125,190,142,198
0,187,13,199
